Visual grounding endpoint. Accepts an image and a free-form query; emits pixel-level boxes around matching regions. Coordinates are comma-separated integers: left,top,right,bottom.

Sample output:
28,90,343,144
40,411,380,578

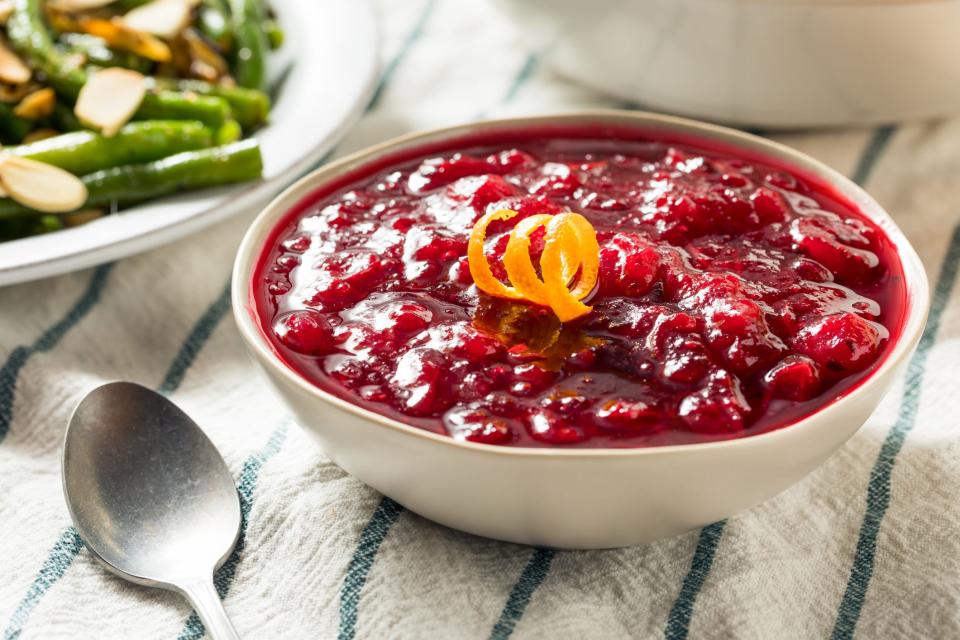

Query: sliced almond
0,38,31,84
46,9,171,62
0,0,14,25
13,87,56,120
75,67,146,137
47,0,117,10
0,156,87,213
90,18,171,62
123,0,191,40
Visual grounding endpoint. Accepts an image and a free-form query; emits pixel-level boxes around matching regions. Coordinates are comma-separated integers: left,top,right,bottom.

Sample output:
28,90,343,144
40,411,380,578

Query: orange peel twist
468,209,599,322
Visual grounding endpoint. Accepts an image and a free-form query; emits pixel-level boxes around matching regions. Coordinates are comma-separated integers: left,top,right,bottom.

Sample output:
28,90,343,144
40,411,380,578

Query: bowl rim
232,109,930,459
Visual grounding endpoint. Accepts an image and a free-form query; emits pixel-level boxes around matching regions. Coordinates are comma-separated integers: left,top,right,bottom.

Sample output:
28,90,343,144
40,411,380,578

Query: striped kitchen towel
2,1,959,638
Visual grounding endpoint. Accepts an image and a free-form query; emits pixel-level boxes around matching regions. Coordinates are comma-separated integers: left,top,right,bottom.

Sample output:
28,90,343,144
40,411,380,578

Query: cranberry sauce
254,131,906,448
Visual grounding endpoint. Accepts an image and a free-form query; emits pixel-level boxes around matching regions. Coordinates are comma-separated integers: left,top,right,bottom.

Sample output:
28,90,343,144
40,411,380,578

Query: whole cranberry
485,391,521,417
750,188,789,224
513,363,556,393
525,410,587,445
764,355,821,400
790,312,885,373
388,347,451,416
790,217,879,284
598,233,660,296
274,310,336,356
677,370,751,434
443,406,513,445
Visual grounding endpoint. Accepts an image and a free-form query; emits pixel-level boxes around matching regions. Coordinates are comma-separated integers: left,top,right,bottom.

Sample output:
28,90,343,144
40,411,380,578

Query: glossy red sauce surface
253,128,907,448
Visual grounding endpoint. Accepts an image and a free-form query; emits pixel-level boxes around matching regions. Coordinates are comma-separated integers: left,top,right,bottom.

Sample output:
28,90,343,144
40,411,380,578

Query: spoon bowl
63,381,242,639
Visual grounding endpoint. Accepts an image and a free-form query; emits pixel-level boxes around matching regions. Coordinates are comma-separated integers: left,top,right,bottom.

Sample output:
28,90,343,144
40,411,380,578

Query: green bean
6,121,215,175
84,140,263,209
215,119,242,144
0,103,33,144
263,19,284,50
136,91,231,126
0,140,263,218
198,0,233,51
158,79,270,129
228,0,268,90
7,0,230,126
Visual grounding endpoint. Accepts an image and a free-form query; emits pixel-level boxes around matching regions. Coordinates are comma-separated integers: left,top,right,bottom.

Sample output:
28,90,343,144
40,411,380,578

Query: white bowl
491,0,960,128
232,111,929,549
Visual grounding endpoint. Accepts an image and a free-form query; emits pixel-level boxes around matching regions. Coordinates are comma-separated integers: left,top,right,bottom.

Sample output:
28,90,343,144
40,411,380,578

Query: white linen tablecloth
2,1,959,638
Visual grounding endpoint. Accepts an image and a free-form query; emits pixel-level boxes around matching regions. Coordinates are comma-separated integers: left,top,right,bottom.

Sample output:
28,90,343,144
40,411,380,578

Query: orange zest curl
468,209,599,322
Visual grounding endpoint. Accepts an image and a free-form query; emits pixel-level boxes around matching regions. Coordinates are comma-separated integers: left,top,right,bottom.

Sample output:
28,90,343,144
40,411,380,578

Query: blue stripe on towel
832,221,960,639
3,277,234,638
2,528,83,640
338,497,404,640
488,548,556,640
850,126,896,188
159,283,232,394
366,0,438,112
0,263,113,443
501,55,537,105
663,522,727,640
176,423,290,640
474,55,538,121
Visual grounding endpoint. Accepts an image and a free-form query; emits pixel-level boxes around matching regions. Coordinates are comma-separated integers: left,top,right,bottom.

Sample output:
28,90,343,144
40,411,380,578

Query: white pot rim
232,109,930,460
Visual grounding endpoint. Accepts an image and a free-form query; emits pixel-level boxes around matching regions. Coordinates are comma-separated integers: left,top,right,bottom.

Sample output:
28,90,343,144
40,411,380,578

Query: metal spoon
63,381,242,639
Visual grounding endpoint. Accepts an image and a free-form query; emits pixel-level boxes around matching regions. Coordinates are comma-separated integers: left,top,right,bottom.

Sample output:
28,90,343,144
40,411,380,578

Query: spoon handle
180,578,241,640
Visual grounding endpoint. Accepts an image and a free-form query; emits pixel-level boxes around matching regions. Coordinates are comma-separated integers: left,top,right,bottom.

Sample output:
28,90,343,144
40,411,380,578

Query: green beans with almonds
0,140,264,219
6,0,231,126
6,121,215,175
228,0,268,90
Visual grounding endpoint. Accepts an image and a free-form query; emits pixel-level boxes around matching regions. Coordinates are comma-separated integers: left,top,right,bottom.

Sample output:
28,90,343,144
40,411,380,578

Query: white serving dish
0,0,378,286
232,111,929,549
492,0,960,128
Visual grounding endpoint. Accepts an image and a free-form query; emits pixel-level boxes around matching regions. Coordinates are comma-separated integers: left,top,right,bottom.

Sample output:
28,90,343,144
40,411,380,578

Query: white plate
0,0,378,286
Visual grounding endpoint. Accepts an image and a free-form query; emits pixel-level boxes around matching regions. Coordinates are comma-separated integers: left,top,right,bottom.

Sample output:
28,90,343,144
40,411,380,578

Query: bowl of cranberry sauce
234,113,928,547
